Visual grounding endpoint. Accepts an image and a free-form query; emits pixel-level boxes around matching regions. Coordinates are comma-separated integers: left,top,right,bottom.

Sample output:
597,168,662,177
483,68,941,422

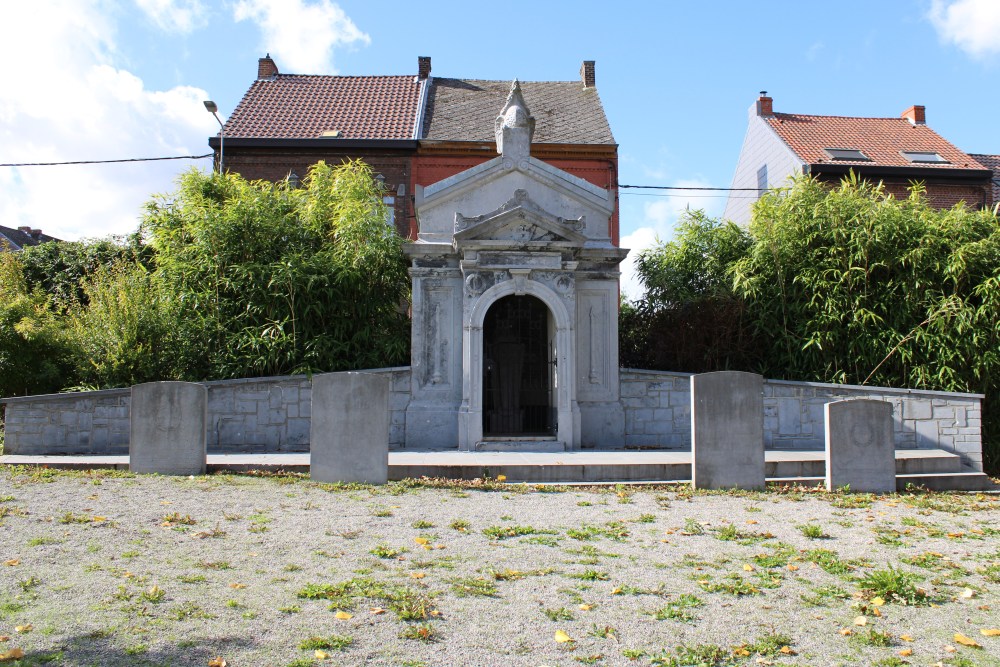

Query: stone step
1,449,990,490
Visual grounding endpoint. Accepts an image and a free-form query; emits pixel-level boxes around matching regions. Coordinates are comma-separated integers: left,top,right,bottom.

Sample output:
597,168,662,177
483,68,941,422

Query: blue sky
2,0,998,295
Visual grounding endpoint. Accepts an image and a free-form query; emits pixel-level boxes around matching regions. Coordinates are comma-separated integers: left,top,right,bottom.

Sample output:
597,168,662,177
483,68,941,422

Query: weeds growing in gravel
798,523,829,539
299,634,353,651
856,567,928,605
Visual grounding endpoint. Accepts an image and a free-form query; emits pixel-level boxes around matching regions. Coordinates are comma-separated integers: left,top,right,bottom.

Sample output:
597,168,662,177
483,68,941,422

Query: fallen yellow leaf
947,532,965,538
414,537,429,545
3,560,19,567
871,597,885,606
779,646,796,655
839,628,853,636
496,475,507,482
334,610,353,620
872,606,882,617
981,629,1000,637
14,626,31,634
899,648,913,657
207,658,227,667
370,607,386,615
228,583,246,589
410,572,425,579
611,587,622,595
733,647,750,657
787,565,799,571
91,516,107,522
554,630,572,643
954,633,982,648
853,616,867,626
0,648,25,662
314,649,329,659
743,564,754,572
945,644,957,652
900,635,914,642
579,604,593,611
746,519,758,525
960,588,976,599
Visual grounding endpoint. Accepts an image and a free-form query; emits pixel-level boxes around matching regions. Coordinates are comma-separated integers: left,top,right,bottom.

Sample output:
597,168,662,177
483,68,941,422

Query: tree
143,160,410,380
624,175,1000,471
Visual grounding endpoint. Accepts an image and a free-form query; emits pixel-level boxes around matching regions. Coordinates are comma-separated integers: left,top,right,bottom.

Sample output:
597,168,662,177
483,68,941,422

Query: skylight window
901,151,948,163
824,148,871,161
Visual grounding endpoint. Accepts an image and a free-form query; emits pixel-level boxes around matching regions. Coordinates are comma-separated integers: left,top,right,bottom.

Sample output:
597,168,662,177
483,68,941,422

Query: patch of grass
853,628,893,647
58,511,94,524
140,585,166,603
299,635,353,651
369,543,406,559
651,594,703,622
799,584,851,606
697,574,760,596
278,605,301,614
649,643,729,667
751,544,795,569
523,535,561,547
803,548,853,576
450,577,497,597
570,569,609,581
161,512,196,526
856,567,928,605
798,523,829,539
177,574,207,584
482,524,557,540
399,623,439,643
713,524,772,544
27,536,61,547
449,519,470,532
872,658,909,667
543,607,575,621
168,601,214,620
589,624,616,639
411,520,435,529
682,518,705,535
197,560,231,570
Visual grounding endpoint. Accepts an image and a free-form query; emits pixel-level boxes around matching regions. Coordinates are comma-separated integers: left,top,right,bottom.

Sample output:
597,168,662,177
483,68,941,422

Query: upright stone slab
825,399,895,493
130,382,206,475
311,372,389,484
691,371,764,489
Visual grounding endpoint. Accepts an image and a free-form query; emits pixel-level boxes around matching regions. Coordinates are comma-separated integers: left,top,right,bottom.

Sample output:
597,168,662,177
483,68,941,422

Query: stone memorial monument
825,398,895,493
403,81,628,451
130,381,207,475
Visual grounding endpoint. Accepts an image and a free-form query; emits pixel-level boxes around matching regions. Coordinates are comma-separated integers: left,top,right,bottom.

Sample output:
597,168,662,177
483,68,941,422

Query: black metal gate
483,295,556,437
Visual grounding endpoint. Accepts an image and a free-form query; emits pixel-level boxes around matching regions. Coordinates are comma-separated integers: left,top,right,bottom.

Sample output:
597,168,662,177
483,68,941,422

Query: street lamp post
204,100,224,173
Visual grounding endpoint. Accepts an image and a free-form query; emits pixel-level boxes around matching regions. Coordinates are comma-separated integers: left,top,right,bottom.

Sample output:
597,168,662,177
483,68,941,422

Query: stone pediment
453,189,587,246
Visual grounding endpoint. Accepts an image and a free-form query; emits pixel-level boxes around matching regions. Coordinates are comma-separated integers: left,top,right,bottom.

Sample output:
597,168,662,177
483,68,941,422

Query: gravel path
1,468,998,667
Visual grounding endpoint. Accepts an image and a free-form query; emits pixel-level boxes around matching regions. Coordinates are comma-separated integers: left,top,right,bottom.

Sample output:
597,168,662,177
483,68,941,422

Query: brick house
724,93,997,225
213,56,619,243
0,225,58,252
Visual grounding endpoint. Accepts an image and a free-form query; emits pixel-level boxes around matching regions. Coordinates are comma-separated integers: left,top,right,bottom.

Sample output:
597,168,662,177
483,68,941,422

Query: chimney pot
17,226,31,233
257,53,278,80
580,60,596,88
418,56,431,80
756,92,773,117
901,104,926,125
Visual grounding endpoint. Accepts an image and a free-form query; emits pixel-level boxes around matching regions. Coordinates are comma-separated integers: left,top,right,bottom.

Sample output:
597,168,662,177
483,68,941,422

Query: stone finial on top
494,80,535,160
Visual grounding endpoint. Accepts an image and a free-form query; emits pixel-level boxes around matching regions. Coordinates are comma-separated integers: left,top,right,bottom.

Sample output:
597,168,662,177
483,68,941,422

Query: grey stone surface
129,382,206,475
310,372,389,484
691,371,765,490
825,399,895,493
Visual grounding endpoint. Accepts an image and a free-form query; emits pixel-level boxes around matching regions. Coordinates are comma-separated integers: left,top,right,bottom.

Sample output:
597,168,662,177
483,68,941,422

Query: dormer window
824,148,871,161
901,151,948,164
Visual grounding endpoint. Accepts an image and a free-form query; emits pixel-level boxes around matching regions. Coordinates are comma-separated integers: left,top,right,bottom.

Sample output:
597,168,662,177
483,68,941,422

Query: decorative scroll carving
454,189,585,238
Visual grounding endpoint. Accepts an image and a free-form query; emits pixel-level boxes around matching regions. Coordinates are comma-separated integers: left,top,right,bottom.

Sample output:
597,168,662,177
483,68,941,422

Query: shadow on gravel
18,633,256,666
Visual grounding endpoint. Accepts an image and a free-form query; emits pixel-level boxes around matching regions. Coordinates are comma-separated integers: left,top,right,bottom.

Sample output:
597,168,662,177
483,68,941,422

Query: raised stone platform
2,449,992,491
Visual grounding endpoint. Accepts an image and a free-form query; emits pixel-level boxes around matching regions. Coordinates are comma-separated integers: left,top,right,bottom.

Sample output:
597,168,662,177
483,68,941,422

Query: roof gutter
805,163,993,182
208,137,418,150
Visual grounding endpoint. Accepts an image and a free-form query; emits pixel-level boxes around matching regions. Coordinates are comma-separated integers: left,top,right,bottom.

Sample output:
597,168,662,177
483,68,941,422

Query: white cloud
232,0,370,74
929,0,1000,58
0,0,217,240
135,0,207,34
618,180,720,301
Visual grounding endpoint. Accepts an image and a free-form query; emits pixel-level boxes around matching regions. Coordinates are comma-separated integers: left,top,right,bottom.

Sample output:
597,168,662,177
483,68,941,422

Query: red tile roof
223,75,423,140
766,114,988,171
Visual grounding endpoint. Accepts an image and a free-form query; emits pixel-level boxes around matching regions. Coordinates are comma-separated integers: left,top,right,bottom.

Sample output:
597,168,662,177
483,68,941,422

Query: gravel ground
0,467,999,667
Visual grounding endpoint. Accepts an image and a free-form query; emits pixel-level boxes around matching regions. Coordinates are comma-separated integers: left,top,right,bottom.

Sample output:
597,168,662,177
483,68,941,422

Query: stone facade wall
618,369,984,471
1,368,411,456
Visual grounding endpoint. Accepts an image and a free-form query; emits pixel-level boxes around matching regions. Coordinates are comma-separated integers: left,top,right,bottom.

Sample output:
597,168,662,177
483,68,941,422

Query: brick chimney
756,91,773,116
418,56,431,80
258,53,278,80
901,105,926,125
580,60,595,88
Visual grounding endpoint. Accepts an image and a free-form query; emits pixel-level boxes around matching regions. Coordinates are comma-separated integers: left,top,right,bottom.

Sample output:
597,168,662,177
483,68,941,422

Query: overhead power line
0,153,213,167
618,183,762,191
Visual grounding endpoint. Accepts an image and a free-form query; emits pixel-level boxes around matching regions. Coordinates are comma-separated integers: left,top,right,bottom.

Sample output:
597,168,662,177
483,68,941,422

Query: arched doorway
482,295,556,437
